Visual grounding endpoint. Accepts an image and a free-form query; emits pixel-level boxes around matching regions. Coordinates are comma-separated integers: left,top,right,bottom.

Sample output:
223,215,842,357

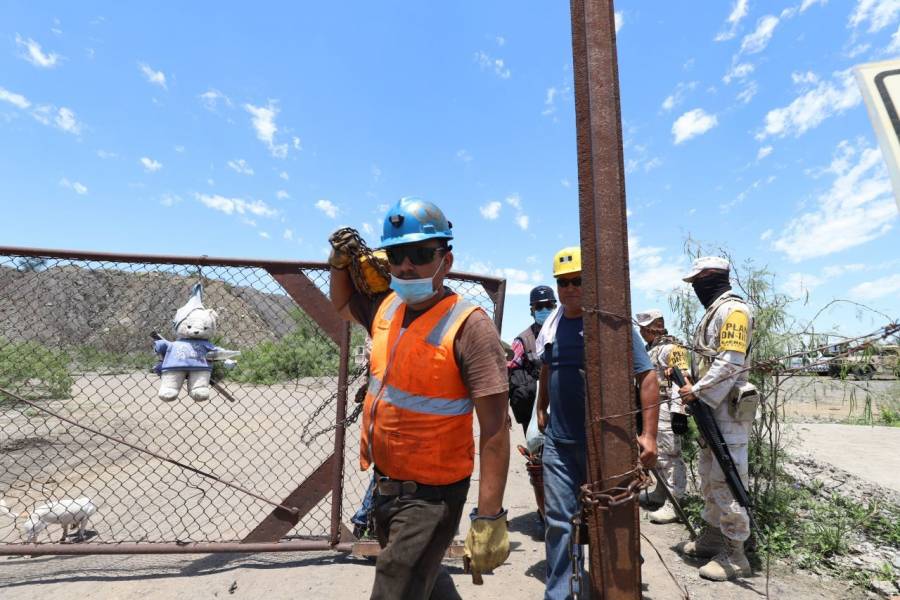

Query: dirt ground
0,374,895,599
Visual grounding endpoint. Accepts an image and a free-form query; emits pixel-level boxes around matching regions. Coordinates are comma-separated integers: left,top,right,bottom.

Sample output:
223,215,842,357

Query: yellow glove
463,508,510,584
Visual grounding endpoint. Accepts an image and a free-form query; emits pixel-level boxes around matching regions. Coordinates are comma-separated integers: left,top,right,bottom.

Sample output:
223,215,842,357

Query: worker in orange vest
329,197,511,599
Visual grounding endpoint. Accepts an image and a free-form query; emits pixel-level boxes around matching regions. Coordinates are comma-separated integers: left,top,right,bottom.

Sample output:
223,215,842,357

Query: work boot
699,537,752,581
638,481,666,511
676,525,724,558
648,502,680,525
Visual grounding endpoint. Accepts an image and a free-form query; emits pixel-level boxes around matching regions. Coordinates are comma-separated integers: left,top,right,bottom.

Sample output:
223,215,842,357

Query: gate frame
0,245,505,556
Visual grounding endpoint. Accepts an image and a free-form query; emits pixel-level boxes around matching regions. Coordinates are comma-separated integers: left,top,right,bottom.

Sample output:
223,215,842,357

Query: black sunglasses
385,245,449,266
557,277,582,288
532,301,556,311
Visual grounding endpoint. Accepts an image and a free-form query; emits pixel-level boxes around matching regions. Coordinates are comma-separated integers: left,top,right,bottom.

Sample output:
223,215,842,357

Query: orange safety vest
361,292,479,485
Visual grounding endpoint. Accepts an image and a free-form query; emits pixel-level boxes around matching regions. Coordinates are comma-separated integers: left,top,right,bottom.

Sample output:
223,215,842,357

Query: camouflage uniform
691,292,756,542
647,335,688,501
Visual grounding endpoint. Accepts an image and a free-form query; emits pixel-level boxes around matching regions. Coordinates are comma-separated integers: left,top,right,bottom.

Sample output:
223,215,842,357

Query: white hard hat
682,256,730,282
635,309,664,327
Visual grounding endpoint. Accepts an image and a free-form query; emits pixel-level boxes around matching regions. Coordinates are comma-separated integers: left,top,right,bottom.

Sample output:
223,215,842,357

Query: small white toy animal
153,284,239,402
1,497,96,543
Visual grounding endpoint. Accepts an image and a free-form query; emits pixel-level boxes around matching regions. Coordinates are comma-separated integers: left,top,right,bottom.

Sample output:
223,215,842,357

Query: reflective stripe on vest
367,376,475,416
360,291,480,485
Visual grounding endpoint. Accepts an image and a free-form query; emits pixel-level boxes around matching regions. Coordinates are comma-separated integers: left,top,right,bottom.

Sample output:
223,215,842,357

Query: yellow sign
855,59,900,210
669,345,690,371
718,311,750,353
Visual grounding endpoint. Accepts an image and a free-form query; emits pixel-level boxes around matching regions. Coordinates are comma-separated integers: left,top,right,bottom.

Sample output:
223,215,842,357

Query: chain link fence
0,248,503,552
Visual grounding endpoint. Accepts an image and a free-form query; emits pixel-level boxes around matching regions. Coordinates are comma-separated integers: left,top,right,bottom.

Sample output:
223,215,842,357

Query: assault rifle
670,366,757,534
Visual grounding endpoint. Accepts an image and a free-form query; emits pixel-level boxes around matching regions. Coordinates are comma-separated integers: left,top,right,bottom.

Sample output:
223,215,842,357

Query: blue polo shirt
543,316,653,444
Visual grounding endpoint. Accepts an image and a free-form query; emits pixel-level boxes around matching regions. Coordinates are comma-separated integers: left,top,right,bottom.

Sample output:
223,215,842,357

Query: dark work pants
371,480,469,600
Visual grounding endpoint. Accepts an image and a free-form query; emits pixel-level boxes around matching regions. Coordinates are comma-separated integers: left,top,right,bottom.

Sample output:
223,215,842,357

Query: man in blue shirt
535,246,658,599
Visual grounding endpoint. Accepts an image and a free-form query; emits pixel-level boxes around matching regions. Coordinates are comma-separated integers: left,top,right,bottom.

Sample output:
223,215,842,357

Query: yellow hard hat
553,246,581,277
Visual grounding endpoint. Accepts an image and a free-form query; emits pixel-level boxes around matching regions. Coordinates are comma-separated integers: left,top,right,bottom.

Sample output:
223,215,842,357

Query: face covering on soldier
534,308,553,325
389,257,444,305
692,271,732,308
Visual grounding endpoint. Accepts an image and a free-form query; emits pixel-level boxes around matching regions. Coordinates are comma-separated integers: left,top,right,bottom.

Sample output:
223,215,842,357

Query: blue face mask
534,308,553,325
389,257,444,305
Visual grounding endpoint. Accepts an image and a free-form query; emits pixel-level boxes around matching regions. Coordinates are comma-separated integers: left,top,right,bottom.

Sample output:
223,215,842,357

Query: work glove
463,508,510,584
328,227,360,269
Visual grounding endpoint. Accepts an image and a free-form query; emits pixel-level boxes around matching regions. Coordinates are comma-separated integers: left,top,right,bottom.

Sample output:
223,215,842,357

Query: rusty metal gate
0,246,505,555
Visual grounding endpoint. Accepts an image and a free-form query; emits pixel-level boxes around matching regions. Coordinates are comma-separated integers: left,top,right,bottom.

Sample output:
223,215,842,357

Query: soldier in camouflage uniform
676,256,758,582
636,309,688,525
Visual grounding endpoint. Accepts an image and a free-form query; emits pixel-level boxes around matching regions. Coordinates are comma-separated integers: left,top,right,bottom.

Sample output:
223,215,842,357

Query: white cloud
715,0,750,41
138,63,167,89
160,192,182,207
672,108,718,144
174,145,185,153
456,149,473,163
361,222,375,236
474,51,511,79
279,171,289,181
849,0,900,32
140,157,162,172
822,263,866,277
315,199,339,218
723,61,755,84
850,273,900,300
783,273,826,297
505,194,522,210
736,81,759,104
292,136,302,151
196,193,278,218
480,201,502,220
244,101,288,158
275,190,290,200
59,178,87,195
0,86,30,110
198,89,231,111
800,0,828,12
542,87,559,116
757,70,860,139
760,228,774,240
259,231,270,240
887,24,900,53
96,150,117,159
496,35,506,46
15,35,62,68
792,71,819,86
615,11,624,33
54,107,81,134
561,178,571,188
227,158,254,175
740,15,780,54
628,236,684,297
772,140,898,261
757,145,774,160
662,81,698,111
515,214,529,230
283,229,294,241
463,262,543,295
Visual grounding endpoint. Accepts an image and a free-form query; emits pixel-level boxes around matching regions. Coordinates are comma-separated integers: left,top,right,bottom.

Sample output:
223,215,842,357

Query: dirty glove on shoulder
464,508,510,579
328,227,360,269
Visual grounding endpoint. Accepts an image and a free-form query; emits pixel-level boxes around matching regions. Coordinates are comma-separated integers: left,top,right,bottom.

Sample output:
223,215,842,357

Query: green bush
230,310,342,384
0,339,73,401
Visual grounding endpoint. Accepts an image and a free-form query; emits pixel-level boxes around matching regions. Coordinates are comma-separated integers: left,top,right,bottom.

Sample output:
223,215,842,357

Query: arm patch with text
668,345,690,371
718,310,750,353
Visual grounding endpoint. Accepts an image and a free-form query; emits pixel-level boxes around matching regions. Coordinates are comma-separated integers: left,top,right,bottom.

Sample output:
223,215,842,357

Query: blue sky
0,1,898,342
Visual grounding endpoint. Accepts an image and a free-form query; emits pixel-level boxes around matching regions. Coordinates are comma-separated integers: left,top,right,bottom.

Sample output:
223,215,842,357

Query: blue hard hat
529,285,556,305
381,197,453,248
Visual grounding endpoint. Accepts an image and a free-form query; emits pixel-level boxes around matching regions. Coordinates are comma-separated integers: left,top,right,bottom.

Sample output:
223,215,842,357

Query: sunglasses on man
556,277,582,288
532,301,557,311
385,245,450,266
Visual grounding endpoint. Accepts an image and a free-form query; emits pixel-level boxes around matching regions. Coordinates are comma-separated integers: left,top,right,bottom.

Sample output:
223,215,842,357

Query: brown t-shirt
349,288,508,399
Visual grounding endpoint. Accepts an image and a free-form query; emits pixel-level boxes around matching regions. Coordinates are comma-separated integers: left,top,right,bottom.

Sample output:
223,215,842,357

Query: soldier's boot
648,502,680,525
676,525,724,558
698,537,752,581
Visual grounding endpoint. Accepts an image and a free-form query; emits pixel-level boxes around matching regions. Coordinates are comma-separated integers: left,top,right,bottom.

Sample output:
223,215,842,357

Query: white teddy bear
153,284,239,402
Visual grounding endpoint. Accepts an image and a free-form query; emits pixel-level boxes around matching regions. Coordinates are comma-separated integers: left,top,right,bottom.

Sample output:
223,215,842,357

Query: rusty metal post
569,0,641,598
330,321,352,545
